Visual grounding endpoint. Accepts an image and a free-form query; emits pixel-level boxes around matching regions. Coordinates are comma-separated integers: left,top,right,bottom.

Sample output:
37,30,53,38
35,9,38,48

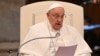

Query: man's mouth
56,23,61,26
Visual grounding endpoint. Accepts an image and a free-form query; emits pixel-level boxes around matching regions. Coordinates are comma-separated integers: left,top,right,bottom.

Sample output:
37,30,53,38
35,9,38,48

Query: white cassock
19,20,92,56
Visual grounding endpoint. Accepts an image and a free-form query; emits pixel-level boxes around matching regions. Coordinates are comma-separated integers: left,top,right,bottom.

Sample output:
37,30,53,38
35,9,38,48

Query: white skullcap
47,3,63,13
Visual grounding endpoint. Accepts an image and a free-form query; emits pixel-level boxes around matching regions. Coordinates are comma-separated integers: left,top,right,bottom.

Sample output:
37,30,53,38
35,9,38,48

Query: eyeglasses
49,13,66,19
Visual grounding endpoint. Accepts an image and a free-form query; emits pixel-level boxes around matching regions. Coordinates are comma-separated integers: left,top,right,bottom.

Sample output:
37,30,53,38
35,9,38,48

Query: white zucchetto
47,3,63,13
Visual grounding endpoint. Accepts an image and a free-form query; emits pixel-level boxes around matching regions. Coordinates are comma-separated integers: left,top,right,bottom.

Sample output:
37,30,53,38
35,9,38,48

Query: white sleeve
19,26,42,56
69,26,92,56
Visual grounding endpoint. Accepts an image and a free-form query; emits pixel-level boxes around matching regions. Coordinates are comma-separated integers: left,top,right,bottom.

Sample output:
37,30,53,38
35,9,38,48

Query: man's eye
55,15,59,17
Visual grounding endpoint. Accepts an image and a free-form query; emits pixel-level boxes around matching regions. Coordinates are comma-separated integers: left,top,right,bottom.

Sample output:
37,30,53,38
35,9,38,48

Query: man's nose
57,17,62,22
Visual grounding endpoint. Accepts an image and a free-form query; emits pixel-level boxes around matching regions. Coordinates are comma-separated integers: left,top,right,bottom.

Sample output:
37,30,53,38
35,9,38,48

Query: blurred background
0,0,100,56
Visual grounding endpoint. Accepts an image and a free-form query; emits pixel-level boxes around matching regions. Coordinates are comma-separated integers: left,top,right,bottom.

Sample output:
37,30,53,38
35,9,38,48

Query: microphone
17,32,60,56
56,32,60,37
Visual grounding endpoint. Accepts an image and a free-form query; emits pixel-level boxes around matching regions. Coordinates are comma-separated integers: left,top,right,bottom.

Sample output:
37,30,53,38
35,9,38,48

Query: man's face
47,7,65,31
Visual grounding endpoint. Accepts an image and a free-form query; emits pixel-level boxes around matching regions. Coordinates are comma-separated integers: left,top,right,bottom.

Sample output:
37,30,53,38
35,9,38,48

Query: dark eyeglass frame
49,13,66,19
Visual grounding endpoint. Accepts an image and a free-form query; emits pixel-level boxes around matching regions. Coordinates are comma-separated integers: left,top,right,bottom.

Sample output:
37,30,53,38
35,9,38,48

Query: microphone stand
17,32,60,56
17,37,56,56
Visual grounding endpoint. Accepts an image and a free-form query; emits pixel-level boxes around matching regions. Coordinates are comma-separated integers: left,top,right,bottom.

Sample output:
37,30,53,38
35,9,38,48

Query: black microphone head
56,32,60,37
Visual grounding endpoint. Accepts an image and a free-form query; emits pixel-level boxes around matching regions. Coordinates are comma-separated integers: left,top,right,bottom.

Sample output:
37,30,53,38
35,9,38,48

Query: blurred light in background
84,24,100,30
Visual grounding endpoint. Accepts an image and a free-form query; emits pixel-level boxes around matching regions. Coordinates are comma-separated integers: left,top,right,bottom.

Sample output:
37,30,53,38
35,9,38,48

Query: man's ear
47,13,49,17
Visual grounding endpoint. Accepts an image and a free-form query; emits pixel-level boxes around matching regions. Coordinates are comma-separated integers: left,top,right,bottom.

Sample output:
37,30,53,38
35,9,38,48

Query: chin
53,25,62,31
54,27,61,31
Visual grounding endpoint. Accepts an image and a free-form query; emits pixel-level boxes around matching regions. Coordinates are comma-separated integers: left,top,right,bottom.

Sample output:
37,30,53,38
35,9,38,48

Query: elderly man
20,3,92,56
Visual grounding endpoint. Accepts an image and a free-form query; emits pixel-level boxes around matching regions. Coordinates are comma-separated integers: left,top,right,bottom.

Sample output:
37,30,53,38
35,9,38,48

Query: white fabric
20,21,92,56
47,3,63,13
